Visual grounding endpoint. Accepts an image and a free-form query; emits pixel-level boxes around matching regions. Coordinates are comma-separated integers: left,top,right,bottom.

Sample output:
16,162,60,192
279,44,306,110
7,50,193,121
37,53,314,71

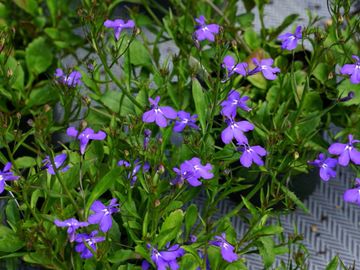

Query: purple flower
88,199,119,232
250,58,280,80
42,153,70,175
221,118,254,144
222,55,248,77
117,159,150,186
104,19,135,40
220,90,251,118
210,233,238,263
173,111,199,133
146,244,185,270
144,129,152,150
194,15,220,42
340,55,360,84
75,230,105,259
278,26,302,50
142,96,177,128
0,162,19,194
54,218,88,242
328,134,360,166
67,127,106,155
172,157,213,187
141,260,150,270
308,153,337,181
238,144,267,168
343,178,360,205
55,68,82,87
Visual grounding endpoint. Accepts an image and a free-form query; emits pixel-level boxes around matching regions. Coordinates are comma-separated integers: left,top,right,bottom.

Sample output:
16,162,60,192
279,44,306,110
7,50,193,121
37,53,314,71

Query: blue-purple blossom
220,90,251,118
145,244,185,270
142,96,177,128
221,118,254,144
0,162,19,194
209,233,238,263
54,218,88,242
340,55,360,84
88,199,119,232
172,157,213,187
42,153,69,175
104,19,135,40
343,178,360,205
238,144,267,168
328,134,360,166
222,55,248,77
67,127,106,155
144,129,152,150
118,159,150,186
55,68,82,87
308,153,337,181
194,15,220,42
173,111,199,133
278,26,302,50
75,230,105,259
250,58,280,80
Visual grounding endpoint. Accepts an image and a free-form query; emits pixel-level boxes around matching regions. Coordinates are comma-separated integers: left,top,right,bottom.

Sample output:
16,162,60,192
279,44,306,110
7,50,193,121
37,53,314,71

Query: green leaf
100,90,135,116
302,92,323,113
0,226,24,252
25,37,53,75
247,72,267,89
26,84,58,107
237,12,255,28
85,167,122,215
5,200,20,230
12,0,38,16
325,256,339,270
312,63,330,83
192,78,207,134
258,237,275,267
129,39,152,68
108,249,136,264
185,204,198,237
225,260,248,270
14,156,36,168
3,56,24,91
244,28,261,50
156,209,184,248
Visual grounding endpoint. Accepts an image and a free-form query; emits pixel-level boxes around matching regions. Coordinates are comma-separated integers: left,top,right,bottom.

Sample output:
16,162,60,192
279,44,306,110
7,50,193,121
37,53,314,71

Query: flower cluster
55,199,119,258
118,159,150,186
55,68,82,87
220,90,267,167
309,134,360,205
172,157,214,187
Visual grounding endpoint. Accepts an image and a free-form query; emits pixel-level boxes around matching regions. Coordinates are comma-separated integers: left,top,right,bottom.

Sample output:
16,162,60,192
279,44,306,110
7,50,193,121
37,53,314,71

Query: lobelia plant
0,0,359,269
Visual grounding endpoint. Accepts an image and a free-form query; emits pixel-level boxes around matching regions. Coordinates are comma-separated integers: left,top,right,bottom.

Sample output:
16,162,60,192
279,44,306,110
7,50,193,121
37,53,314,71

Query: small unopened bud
157,164,165,174
134,27,141,36
80,120,87,130
154,199,160,207
328,72,334,80
27,119,34,127
7,68,13,77
44,104,51,112
231,40,237,50
339,91,355,102
294,151,299,160
338,15,343,24
124,150,129,157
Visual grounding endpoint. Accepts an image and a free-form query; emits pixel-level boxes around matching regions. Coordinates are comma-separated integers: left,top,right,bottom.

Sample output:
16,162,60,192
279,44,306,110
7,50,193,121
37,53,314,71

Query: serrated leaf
25,37,53,75
0,226,24,252
280,184,309,213
156,209,184,248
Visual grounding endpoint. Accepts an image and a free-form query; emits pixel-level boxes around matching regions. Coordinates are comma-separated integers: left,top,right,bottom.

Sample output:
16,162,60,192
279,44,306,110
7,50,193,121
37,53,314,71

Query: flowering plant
0,0,359,269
